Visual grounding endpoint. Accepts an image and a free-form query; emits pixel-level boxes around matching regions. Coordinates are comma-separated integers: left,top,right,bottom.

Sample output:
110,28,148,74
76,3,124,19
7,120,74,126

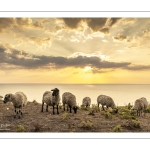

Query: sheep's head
51,88,59,97
113,107,118,114
3,94,12,104
73,106,78,114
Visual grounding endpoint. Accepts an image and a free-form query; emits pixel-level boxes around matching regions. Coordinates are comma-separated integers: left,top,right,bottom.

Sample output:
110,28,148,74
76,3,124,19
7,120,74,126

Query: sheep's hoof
41,110,43,112
46,110,48,112
18,116,21,119
21,112,22,115
14,116,16,118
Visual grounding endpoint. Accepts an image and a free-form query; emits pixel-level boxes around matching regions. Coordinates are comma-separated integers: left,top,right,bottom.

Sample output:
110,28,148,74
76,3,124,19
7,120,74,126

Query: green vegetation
145,106,150,113
62,112,68,120
113,125,122,132
78,120,93,129
132,120,140,128
16,125,25,132
127,103,133,110
91,104,100,113
80,105,90,111
104,112,112,119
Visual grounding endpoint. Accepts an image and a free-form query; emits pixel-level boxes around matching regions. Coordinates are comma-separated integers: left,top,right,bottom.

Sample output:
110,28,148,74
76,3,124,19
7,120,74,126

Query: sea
0,84,150,106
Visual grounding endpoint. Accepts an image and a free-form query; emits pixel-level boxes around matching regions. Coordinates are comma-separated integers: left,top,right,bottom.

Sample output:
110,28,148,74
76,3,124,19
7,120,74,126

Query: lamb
62,92,78,114
82,97,91,107
97,94,118,113
41,88,60,114
3,92,27,118
131,97,148,116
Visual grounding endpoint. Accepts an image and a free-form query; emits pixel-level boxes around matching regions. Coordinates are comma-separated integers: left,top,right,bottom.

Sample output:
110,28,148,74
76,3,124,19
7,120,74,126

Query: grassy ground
1,99,150,132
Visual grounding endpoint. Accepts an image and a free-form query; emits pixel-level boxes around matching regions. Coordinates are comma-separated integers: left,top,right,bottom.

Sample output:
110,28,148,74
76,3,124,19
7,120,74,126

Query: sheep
97,94,118,113
41,88,60,114
3,92,27,118
82,97,91,108
131,97,148,116
62,92,78,114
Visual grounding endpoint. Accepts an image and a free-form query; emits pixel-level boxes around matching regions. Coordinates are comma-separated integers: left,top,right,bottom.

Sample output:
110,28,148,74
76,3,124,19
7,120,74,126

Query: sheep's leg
57,105,59,114
16,109,19,118
69,106,72,113
46,104,48,112
102,105,105,111
53,105,55,114
67,106,69,111
41,102,44,112
14,107,17,118
98,103,99,107
137,110,139,116
63,104,65,111
18,109,21,119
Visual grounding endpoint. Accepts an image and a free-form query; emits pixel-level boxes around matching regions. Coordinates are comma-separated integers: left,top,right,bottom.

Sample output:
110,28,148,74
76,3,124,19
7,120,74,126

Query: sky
0,17,150,84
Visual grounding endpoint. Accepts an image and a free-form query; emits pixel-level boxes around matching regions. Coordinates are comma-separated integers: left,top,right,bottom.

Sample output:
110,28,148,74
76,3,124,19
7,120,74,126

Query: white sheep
41,88,60,114
97,94,118,112
82,97,91,107
62,92,78,114
131,97,148,116
3,92,27,118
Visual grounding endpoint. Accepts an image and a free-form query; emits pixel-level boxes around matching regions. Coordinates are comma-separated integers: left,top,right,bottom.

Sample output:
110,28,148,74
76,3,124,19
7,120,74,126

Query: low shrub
104,112,112,119
62,112,68,120
78,120,93,129
113,125,122,132
80,105,90,111
91,104,100,113
17,125,25,132
132,120,140,128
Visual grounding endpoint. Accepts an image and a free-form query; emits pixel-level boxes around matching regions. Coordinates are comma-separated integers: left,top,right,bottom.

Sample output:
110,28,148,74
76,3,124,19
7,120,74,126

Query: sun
83,66,92,72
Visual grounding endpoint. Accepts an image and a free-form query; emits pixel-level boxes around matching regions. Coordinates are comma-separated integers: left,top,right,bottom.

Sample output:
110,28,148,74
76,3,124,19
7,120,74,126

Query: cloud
28,37,51,46
113,34,131,42
59,18,122,34
1,45,150,72
0,18,44,33
60,18,83,29
0,18,15,32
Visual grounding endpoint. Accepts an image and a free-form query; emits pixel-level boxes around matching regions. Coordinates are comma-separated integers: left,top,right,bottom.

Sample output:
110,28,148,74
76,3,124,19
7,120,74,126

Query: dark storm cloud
86,18,107,32
1,46,150,71
110,18,122,26
61,18,83,29
60,18,122,34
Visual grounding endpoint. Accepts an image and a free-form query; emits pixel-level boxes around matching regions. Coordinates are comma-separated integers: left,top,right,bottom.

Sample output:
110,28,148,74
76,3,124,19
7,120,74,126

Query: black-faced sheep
3,92,27,118
82,97,91,107
41,88,60,114
131,97,148,116
62,92,78,114
97,94,118,113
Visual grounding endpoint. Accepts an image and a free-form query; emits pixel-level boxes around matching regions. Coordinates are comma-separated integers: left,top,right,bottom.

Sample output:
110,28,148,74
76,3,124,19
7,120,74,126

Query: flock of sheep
2,87,149,118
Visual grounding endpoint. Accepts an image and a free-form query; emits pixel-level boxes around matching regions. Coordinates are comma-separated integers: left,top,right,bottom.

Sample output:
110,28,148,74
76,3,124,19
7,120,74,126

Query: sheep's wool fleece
82,97,91,105
13,92,27,107
97,95,116,108
62,92,76,106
